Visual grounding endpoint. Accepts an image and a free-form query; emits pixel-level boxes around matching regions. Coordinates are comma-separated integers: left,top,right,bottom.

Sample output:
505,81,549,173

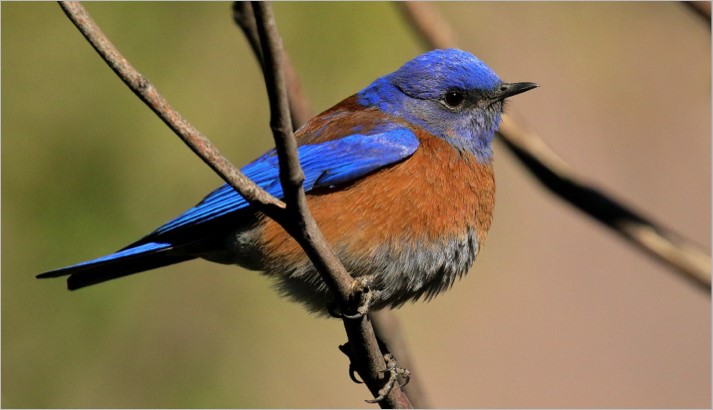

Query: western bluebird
38,48,536,315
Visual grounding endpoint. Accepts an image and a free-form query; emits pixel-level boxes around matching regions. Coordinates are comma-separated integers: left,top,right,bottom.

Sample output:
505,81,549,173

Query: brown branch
233,2,313,129
250,3,411,407
231,2,415,407
234,2,424,407
343,316,413,408
249,1,355,313
398,1,711,292
396,2,457,51
232,2,263,67
57,1,286,218
371,311,432,409
281,52,314,127
498,120,712,292
684,1,712,24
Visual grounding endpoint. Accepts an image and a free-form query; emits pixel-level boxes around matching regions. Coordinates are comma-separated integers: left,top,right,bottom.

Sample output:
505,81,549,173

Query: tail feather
37,242,196,290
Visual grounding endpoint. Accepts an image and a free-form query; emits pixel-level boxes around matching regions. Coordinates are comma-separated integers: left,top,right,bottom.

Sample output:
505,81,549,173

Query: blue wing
152,127,420,236
37,128,419,288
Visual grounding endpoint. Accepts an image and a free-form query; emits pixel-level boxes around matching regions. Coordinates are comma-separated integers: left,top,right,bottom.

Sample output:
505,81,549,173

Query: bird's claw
364,353,411,403
349,363,364,384
340,288,373,320
339,343,365,384
328,276,378,320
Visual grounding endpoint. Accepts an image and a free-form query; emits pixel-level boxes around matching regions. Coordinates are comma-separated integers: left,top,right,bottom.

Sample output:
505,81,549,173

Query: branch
236,1,416,406
57,1,285,217
233,3,426,406
371,311,432,408
250,3,412,407
232,2,313,128
684,1,712,24
249,1,355,315
396,2,458,53
498,120,712,292
398,1,711,292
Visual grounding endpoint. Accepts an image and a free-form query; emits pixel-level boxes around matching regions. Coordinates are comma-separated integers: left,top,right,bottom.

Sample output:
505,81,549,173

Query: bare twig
281,52,314,127
233,2,313,128
58,1,286,217
233,2,414,407
250,1,356,315
498,121,712,292
250,3,411,407
684,1,712,23
398,1,711,292
371,311,432,409
342,316,413,408
234,2,425,406
396,2,457,52
232,2,263,66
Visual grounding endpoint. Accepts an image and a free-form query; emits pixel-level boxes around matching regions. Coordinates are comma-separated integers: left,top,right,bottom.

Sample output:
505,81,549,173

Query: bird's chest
258,135,495,258
256,135,495,311
307,135,495,250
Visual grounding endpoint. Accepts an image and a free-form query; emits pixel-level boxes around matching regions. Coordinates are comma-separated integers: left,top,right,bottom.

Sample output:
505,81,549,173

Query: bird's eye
443,91,465,109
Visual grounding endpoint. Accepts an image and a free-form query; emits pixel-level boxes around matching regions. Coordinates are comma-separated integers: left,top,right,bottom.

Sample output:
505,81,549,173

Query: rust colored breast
256,127,495,312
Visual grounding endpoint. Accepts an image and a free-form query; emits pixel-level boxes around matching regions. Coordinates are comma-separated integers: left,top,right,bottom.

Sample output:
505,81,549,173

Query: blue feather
66,242,173,269
37,128,420,285
153,128,419,235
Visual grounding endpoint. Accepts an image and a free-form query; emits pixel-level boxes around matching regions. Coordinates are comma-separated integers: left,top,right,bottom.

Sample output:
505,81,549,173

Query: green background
3,2,710,408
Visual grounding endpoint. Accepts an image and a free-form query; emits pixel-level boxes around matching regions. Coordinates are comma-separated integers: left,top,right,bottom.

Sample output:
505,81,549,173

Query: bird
38,48,537,315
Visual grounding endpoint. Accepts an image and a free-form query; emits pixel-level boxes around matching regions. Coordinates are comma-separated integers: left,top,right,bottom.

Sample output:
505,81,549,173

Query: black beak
491,82,538,102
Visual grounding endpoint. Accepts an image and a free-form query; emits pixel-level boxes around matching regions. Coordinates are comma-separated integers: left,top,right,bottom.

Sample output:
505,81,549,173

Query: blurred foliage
3,2,709,408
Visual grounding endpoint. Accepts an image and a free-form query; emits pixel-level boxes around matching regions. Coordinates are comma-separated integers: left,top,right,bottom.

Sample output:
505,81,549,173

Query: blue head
358,49,536,162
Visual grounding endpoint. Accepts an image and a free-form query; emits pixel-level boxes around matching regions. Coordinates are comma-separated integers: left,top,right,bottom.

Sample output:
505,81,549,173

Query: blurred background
3,2,710,408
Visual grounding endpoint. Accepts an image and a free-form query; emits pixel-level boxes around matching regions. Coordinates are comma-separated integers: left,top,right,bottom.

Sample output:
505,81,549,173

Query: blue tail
37,241,195,290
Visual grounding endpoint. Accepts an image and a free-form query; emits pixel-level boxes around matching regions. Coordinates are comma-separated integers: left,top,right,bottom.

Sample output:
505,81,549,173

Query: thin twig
371,311,432,409
281,52,314,127
57,1,286,218
232,2,263,67
342,315,414,408
250,3,411,407
250,0,356,321
233,2,313,129
396,2,457,52
234,2,425,406
684,1,712,23
498,120,712,292
398,1,711,292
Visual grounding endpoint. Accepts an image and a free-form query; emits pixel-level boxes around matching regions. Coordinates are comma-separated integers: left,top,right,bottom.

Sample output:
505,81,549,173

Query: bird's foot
365,353,411,403
338,343,410,403
328,275,379,320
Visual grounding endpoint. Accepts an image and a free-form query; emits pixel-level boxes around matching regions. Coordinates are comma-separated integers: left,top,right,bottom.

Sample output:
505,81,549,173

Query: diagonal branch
234,3,422,407
370,310,433,408
250,3,412,407
498,120,712,292
232,2,313,129
684,1,712,23
57,1,285,217
249,1,355,314
398,1,711,292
